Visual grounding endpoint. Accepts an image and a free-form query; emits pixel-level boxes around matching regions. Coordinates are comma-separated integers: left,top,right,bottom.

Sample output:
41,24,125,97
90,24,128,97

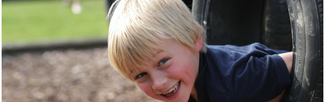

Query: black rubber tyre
192,0,265,45
264,0,292,51
282,0,323,101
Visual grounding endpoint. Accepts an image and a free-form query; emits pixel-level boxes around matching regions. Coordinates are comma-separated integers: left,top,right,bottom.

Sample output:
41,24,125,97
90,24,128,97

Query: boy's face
129,38,201,102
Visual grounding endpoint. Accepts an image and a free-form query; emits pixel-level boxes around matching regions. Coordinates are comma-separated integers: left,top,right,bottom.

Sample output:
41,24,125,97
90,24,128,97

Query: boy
107,0,293,102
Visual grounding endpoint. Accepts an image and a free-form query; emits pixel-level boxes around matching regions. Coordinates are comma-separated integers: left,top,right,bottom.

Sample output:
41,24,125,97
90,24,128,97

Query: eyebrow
152,50,164,58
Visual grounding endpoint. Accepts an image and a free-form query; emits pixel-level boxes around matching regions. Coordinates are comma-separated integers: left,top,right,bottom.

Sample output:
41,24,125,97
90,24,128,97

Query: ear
194,33,203,52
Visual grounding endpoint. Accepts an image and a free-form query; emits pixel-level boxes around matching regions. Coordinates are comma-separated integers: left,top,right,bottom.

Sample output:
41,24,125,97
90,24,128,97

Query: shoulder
206,42,287,57
197,43,290,101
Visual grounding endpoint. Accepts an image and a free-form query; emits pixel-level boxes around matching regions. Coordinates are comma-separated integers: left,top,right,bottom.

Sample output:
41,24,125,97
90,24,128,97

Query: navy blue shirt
189,43,291,102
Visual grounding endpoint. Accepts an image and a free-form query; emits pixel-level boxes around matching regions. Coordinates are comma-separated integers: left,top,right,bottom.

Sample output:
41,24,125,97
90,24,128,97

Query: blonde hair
107,0,206,80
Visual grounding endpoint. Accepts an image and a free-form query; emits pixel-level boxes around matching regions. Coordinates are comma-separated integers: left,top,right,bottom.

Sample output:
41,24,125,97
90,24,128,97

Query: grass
2,0,109,45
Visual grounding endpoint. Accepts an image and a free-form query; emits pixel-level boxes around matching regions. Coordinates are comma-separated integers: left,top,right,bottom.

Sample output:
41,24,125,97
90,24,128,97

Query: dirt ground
2,47,162,102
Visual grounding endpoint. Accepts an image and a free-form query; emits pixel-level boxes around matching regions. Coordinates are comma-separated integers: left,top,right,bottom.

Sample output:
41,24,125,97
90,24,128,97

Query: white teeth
162,82,179,96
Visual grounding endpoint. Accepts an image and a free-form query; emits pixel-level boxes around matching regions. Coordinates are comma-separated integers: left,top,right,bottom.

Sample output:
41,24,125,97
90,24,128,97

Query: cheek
136,83,151,94
136,83,162,100
168,60,197,78
168,57,198,83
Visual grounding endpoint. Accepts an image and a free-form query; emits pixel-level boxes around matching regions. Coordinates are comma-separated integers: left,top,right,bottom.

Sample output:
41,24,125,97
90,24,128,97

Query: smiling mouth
161,81,181,96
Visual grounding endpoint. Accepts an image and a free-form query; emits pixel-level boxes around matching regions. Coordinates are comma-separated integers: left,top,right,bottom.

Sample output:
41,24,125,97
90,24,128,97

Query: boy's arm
278,52,293,74
267,52,293,102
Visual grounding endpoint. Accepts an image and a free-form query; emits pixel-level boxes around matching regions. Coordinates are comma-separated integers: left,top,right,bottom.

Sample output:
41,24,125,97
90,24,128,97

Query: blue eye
158,58,169,66
135,72,147,80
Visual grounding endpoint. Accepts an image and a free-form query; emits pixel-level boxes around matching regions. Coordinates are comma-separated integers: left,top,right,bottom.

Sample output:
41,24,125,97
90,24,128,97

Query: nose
151,72,168,92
